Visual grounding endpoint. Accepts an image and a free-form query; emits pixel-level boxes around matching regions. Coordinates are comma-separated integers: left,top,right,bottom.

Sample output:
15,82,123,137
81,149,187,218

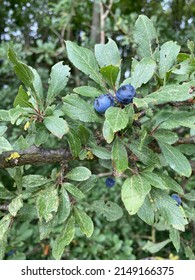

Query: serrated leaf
100,65,120,88
105,107,129,133
151,189,188,231
36,186,59,223
153,130,178,144
43,116,69,139
79,175,98,193
142,82,195,106
121,174,151,215
90,145,111,160
129,141,161,166
66,128,82,157
62,94,102,123
0,126,7,137
52,215,75,260
141,171,167,189
103,119,114,144
8,195,23,217
91,200,123,221
46,62,70,106
155,172,184,194
77,125,90,145
13,85,33,108
134,15,158,58
0,214,12,240
143,239,171,254
131,57,156,89
8,47,44,110
34,125,49,146
112,137,128,173
22,175,51,189
73,86,102,97
158,141,192,177
95,38,121,67
63,183,85,200
0,137,13,153
137,196,154,225
57,187,71,224
169,228,180,252
65,167,91,181
66,41,103,85
74,207,94,237
159,41,180,78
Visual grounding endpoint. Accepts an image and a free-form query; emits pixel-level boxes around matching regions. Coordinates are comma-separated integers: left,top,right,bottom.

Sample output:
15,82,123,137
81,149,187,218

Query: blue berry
116,84,136,105
94,94,115,114
171,194,182,206
105,177,115,188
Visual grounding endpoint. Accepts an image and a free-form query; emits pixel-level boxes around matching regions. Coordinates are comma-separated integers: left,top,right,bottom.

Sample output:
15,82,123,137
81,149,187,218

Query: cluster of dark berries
94,84,136,114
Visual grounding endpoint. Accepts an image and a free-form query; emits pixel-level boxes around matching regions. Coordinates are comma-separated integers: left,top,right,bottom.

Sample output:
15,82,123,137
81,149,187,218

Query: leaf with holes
91,200,123,221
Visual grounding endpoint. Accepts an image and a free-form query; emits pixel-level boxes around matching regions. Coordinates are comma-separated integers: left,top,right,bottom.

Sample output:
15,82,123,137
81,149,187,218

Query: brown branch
0,146,72,169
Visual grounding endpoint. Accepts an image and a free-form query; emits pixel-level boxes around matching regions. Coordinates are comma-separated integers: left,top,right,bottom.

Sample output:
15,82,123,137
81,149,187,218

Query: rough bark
0,145,72,169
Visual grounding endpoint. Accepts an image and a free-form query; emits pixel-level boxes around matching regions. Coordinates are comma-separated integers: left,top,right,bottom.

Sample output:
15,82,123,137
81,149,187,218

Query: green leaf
43,116,69,139
73,86,103,98
100,65,120,88
57,187,71,224
65,167,91,181
66,41,103,85
90,145,111,160
159,111,195,130
141,171,167,189
137,196,154,225
143,239,171,254
95,38,121,67
46,62,70,106
22,175,51,189
184,246,195,260
8,195,23,217
121,174,151,215
184,190,195,201
0,214,12,240
13,85,33,108
134,15,158,58
8,47,44,109
52,215,75,260
0,239,7,260
36,186,59,223
66,128,82,157
0,137,13,153
77,125,90,145
62,94,102,123
63,183,85,200
129,141,160,166
158,141,192,177
91,200,123,221
0,183,14,199
0,126,7,137
74,207,94,237
105,107,129,133
153,130,178,144
111,137,128,173
169,228,180,252
79,175,98,193
131,57,156,89
151,189,188,231
103,120,114,144
140,82,195,106
155,172,184,194
34,125,49,146
159,41,180,78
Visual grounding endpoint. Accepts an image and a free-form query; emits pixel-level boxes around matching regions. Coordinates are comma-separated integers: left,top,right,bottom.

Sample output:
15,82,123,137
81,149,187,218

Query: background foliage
0,0,195,260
